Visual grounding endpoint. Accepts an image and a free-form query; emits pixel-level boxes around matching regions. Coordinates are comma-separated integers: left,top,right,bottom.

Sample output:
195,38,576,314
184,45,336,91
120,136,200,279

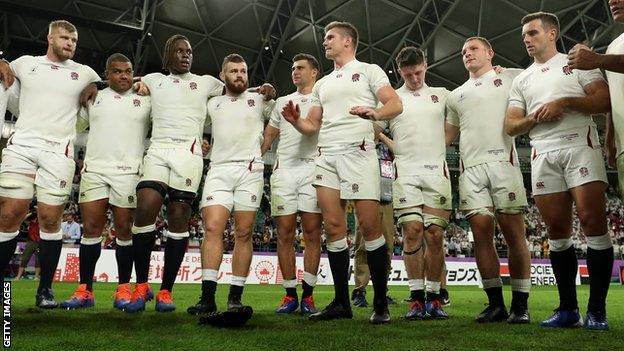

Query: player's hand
281,100,300,124
80,83,98,107
201,139,211,157
0,60,14,88
567,44,599,70
249,83,276,101
133,81,150,96
349,106,377,120
493,65,506,74
606,143,617,169
535,100,565,122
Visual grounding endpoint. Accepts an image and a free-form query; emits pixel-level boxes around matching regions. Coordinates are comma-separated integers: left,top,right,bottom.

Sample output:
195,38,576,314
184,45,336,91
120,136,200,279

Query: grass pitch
6,281,622,351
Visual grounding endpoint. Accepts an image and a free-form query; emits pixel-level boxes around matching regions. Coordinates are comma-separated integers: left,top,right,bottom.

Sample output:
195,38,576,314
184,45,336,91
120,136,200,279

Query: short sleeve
263,99,276,120
141,73,160,91
76,106,90,132
507,77,526,111
445,93,459,126
268,99,282,129
577,68,605,88
83,65,101,84
5,78,19,116
367,64,391,95
310,80,322,107
204,75,224,98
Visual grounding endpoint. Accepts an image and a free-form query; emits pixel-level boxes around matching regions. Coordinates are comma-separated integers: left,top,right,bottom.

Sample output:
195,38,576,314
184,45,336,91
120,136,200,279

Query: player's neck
533,47,558,64
333,53,356,69
296,84,313,95
45,49,66,63
225,89,243,97
469,64,494,79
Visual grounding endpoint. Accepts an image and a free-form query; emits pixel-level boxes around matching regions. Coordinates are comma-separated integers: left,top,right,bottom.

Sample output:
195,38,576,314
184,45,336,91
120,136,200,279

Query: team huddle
0,6,622,330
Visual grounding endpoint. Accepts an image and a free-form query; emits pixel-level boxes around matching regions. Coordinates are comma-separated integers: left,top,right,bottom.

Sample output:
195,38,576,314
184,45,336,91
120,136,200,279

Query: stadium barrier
51,248,624,286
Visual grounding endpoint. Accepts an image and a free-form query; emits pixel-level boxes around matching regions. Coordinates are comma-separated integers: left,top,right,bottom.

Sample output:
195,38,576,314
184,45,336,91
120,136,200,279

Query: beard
225,78,248,95
52,45,73,61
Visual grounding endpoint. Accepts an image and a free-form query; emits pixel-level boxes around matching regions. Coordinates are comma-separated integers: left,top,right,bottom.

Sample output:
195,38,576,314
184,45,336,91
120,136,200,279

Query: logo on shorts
59,180,67,189
128,195,135,203
351,73,360,82
536,181,545,189
189,82,197,90
133,98,141,107
247,99,255,107
185,178,192,186
80,192,86,198
399,197,406,203
206,195,213,201
315,174,323,181
277,205,284,210
508,192,516,201
251,195,257,202
562,65,573,75
579,167,589,177
352,183,359,193
439,196,447,204
493,78,503,87
70,71,79,80
430,95,439,103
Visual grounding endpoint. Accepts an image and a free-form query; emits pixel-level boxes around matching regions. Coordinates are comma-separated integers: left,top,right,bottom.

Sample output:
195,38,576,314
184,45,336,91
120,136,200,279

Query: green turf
5,281,622,351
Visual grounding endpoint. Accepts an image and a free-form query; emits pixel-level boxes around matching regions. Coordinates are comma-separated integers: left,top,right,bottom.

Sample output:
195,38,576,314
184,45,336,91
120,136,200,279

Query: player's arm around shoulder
559,72,610,115
444,88,460,146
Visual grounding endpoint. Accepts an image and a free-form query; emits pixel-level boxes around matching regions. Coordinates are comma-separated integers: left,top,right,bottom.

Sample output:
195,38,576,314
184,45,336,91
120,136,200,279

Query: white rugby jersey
142,72,223,155
269,91,318,162
77,88,151,174
0,86,6,136
606,33,624,158
447,69,521,168
207,91,273,165
311,59,390,153
8,55,100,154
508,53,604,154
380,84,449,176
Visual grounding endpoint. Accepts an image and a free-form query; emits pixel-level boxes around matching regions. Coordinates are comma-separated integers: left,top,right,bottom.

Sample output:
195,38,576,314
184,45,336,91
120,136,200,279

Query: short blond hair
325,21,359,51
48,20,77,35
465,37,492,50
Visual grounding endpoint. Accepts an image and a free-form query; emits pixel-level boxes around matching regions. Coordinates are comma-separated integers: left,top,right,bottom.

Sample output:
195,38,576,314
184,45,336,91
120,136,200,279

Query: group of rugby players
0,2,623,330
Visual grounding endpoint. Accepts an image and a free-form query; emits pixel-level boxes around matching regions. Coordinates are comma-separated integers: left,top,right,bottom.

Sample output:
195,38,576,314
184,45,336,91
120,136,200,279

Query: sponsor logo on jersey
51,65,60,70
508,192,516,201
315,174,322,180
474,82,482,87
206,195,213,201
251,194,257,202
336,73,343,78
439,196,447,204
60,180,67,189
562,65,573,75
70,71,79,80
493,78,503,87
536,181,545,189
277,205,285,210
541,67,550,73
431,95,439,103
189,81,197,90
128,195,135,203
185,178,192,186
114,95,122,99
399,197,406,203
352,183,359,193
351,73,360,82
172,78,180,83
